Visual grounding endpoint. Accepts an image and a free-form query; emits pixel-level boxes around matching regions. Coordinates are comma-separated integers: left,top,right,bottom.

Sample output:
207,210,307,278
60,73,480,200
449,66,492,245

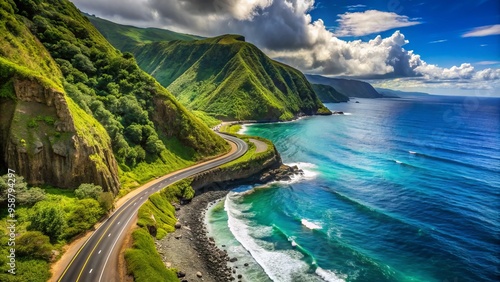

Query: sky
72,0,500,96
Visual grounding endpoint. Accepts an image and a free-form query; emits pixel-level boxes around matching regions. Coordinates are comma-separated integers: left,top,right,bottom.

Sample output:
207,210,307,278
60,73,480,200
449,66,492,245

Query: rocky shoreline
156,165,303,281
156,191,236,282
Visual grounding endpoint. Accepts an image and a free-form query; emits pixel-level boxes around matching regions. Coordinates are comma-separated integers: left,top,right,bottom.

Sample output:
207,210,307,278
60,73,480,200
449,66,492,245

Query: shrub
27,118,38,128
65,198,103,237
0,175,45,206
17,187,46,206
98,192,114,212
16,231,53,260
74,183,103,200
29,201,67,240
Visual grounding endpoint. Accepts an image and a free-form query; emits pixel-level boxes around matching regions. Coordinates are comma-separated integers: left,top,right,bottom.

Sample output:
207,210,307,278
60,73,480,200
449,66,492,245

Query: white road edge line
98,211,137,282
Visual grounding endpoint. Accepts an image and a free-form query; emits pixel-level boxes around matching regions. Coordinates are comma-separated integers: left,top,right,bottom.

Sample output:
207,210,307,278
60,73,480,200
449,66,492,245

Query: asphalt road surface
57,133,248,282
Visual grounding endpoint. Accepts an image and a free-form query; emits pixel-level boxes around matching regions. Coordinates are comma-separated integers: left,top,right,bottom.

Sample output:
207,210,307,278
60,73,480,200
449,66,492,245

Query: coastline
156,191,238,282
151,121,305,282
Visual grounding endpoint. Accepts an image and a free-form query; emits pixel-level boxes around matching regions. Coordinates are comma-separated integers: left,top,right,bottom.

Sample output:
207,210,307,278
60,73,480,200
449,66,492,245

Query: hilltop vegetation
87,18,332,121
130,35,330,121
1,0,229,191
0,0,232,280
86,14,202,52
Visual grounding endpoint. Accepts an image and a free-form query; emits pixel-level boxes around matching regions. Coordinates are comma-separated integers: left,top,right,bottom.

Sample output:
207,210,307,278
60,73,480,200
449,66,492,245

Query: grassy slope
0,0,117,184
125,179,194,282
7,0,229,191
0,0,227,280
0,2,118,281
85,14,202,52
312,83,350,103
130,35,329,121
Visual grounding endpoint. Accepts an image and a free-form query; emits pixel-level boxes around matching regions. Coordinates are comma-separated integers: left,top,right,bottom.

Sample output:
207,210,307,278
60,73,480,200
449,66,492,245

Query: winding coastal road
57,133,248,282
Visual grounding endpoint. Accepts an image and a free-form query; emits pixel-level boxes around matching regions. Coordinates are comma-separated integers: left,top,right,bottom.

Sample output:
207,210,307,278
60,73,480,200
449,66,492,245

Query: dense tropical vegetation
0,0,231,280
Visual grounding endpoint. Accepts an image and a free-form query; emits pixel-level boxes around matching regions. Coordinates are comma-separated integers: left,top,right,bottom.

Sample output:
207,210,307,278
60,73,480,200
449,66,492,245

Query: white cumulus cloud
72,0,499,93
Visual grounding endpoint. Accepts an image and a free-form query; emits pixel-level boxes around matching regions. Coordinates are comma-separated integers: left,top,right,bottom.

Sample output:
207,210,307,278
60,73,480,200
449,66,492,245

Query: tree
65,198,104,237
74,183,103,200
17,187,46,206
16,231,53,261
145,135,166,154
0,175,45,206
29,201,67,240
98,192,114,212
125,124,143,144
72,53,96,74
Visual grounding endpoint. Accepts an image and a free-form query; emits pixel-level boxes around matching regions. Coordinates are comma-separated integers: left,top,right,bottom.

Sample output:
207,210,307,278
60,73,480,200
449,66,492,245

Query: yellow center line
58,196,137,282
74,197,140,282
59,137,243,281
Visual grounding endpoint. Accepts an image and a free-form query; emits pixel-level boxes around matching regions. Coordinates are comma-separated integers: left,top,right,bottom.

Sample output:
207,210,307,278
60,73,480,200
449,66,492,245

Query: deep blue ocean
206,96,500,282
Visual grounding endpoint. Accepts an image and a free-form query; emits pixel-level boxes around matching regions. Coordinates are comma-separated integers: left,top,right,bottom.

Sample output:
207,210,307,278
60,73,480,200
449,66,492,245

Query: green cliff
312,84,350,103
85,17,331,121
86,14,202,52
132,35,330,121
0,0,229,192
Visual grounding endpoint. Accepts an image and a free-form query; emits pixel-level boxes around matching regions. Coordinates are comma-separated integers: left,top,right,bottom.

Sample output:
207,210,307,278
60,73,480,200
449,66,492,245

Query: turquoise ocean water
206,96,499,282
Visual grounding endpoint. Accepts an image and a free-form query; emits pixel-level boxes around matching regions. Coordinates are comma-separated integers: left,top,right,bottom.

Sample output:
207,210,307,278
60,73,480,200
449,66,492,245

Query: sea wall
190,140,302,194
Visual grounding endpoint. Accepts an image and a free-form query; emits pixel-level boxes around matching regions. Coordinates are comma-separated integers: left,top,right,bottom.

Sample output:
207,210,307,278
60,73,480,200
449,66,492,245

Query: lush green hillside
85,13,202,52
1,0,229,193
0,0,120,193
129,35,330,121
306,74,383,98
312,84,350,103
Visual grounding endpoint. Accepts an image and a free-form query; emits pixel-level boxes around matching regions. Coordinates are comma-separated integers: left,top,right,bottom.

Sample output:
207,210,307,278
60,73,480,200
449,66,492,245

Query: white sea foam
409,150,417,154
315,267,346,282
343,113,353,115
225,193,315,281
282,162,319,184
238,124,248,134
249,225,273,239
395,160,402,164
301,219,322,230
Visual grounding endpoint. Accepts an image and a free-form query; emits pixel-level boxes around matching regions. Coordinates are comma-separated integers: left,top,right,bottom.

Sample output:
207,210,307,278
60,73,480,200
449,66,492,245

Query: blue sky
73,0,499,95
311,0,499,70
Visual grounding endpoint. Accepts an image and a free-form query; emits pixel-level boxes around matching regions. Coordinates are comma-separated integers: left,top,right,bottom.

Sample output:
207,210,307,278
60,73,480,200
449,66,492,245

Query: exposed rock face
190,144,301,193
1,78,120,194
190,145,281,193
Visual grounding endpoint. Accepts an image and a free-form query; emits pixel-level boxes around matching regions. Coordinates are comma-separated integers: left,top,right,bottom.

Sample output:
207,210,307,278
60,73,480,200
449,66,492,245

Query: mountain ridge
130,34,331,121
306,74,384,98
311,84,350,103
85,13,203,52
0,0,229,192
84,15,331,121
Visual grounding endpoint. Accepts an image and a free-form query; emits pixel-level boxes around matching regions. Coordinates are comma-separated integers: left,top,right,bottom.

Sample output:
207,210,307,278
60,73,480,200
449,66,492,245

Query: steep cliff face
312,84,350,103
190,144,282,191
306,75,383,98
127,35,331,121
1,78,120,193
